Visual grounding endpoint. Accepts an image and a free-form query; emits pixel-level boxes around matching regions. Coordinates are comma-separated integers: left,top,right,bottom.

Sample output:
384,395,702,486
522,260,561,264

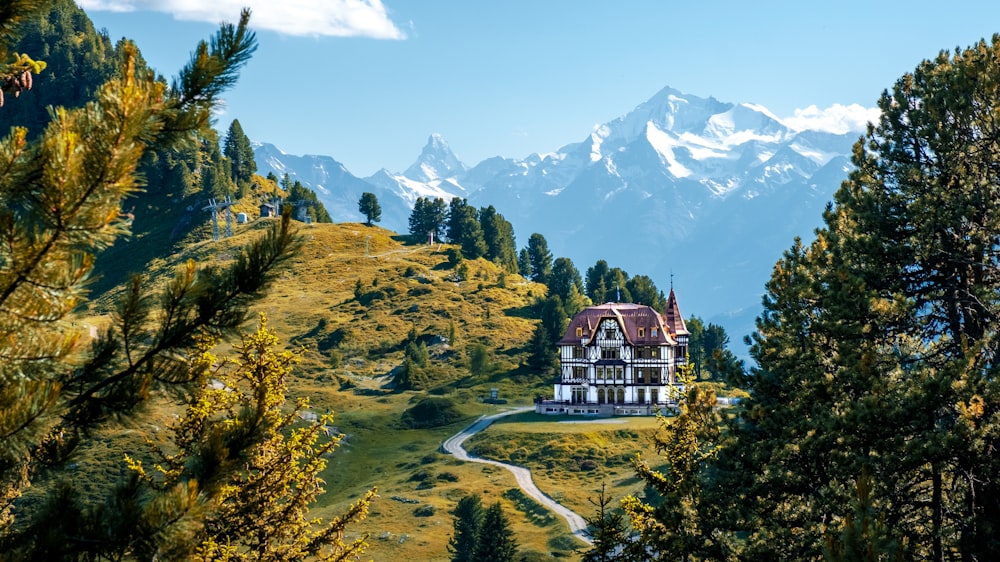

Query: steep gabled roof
558,302,675,346
663,288,688,337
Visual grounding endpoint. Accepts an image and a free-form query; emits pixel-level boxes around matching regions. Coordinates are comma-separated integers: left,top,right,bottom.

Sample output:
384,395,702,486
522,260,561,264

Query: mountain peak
403,133,467,182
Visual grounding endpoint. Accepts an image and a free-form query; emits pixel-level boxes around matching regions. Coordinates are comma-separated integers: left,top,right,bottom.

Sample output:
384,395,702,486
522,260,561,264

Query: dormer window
651,327,658,337
638,327,645,338
576,327,583,338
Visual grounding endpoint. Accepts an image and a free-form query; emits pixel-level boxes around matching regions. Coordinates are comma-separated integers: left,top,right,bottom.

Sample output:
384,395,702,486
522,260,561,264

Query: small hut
259,203,277,218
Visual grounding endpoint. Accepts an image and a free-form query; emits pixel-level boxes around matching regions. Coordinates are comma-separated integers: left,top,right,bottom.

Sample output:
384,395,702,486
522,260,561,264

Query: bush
400,397,463,429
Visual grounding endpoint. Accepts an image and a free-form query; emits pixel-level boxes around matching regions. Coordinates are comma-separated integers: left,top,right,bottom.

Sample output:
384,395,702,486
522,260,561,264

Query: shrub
400,397,463,429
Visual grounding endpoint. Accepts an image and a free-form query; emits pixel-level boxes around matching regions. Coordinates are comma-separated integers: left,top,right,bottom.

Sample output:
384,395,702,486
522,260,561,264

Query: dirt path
442,407,593,545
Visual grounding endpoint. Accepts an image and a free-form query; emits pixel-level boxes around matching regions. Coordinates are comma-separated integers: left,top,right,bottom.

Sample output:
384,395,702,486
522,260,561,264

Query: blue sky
81,1,1000,177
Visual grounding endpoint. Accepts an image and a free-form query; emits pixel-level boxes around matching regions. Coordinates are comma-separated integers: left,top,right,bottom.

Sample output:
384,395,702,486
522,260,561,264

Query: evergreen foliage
548,256,584,305
582,483,636,562
471,501,519,562
525,233,552,284
479,204,518,273
223,117,256,186
724,35,1000,561
127,315,376,560
358,191,381,225
685,316,742,382
622,375,729,560
408,196,447,242
448,494,484,562
0,7,372,558
289,179,333,222
446,197,486,259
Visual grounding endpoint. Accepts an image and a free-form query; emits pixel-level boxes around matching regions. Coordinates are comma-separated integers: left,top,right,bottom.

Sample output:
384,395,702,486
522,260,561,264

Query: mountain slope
254,86,864,349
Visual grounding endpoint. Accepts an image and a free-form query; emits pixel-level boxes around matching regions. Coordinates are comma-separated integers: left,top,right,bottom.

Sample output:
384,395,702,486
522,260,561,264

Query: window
576,327,583,338
597,367,605,380
574,367,586,379
636,368,645,383
604,328,615,339
573,346,585,359
651,327,658,337
637,327,645,338
601,348,620,360
651,348,658,358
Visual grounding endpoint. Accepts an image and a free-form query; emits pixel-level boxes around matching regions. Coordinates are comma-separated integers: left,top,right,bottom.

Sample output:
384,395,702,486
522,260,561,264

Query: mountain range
254,86,864,352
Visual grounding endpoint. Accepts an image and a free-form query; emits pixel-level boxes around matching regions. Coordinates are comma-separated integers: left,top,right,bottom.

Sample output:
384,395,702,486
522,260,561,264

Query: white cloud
78,0,406,39
782,104,880,135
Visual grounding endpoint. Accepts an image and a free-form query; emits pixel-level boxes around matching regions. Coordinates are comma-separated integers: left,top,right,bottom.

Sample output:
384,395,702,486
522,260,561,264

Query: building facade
535,289,689,416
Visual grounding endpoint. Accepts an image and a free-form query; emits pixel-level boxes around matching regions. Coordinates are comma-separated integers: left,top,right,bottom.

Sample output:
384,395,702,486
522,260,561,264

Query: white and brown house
535,289,689,416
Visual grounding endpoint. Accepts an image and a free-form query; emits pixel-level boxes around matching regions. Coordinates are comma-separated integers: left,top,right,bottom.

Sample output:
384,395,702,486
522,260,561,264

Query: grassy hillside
79,215,683,561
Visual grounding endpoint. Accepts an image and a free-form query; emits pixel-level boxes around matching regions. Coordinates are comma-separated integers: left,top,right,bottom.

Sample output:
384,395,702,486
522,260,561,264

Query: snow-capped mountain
253,86,865,351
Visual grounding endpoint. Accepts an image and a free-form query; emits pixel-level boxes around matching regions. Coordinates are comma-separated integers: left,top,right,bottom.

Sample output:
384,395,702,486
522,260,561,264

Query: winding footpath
442,407,593,545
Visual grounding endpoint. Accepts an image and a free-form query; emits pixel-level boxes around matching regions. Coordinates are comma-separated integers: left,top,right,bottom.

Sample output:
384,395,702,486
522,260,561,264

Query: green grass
78,221,680,561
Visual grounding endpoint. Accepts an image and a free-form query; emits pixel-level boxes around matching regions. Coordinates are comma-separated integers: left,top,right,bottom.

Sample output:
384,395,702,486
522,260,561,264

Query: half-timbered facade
535,289,689,416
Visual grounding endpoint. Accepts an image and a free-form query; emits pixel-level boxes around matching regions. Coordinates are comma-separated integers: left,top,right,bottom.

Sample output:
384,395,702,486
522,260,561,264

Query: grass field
80,219,677,561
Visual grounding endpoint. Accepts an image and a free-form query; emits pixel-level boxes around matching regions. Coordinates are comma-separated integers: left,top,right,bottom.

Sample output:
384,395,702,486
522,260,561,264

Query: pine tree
582,483,636,562
448,494,484,562
585,260,611,304
526,232,552,284
127,314,376,560
479,205,518,272
0,7,362,558
549,256,583,304
224,117,256,186
472,502,519,562
622,375,731,560
358,191,381,225
722,35,1000,560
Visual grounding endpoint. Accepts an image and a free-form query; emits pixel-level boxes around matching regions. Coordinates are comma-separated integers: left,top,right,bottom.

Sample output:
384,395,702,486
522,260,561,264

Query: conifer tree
582,484,636,562
126,314,375,560
0,6,360,558
224,117,256,186
722,35,1000,560
479,204,518,272
549,256,584,304
622,375,731,560
472,502,519,562
525,232,552,284
448,494,484,562
358,191,381,225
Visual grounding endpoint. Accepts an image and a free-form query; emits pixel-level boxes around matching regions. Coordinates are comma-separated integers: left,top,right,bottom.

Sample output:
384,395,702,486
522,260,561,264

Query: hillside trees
686,316,741,382
358,191,381,225
289,179,333,223
715,35,1000,560
408,196,447,242
479,204,518,273
446,197,486,259
224,117,256,186
0,0,111,132
127,315,375,560
0,6,371,558
525,232,552,284
448,495,520,562
448,494,484,562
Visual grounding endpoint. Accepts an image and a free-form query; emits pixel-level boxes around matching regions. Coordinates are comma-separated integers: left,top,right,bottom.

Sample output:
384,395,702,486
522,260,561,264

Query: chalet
535,289,689,416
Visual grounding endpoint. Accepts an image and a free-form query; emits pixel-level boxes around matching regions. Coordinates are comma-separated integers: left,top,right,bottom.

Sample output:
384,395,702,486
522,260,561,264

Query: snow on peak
403,133,467,182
